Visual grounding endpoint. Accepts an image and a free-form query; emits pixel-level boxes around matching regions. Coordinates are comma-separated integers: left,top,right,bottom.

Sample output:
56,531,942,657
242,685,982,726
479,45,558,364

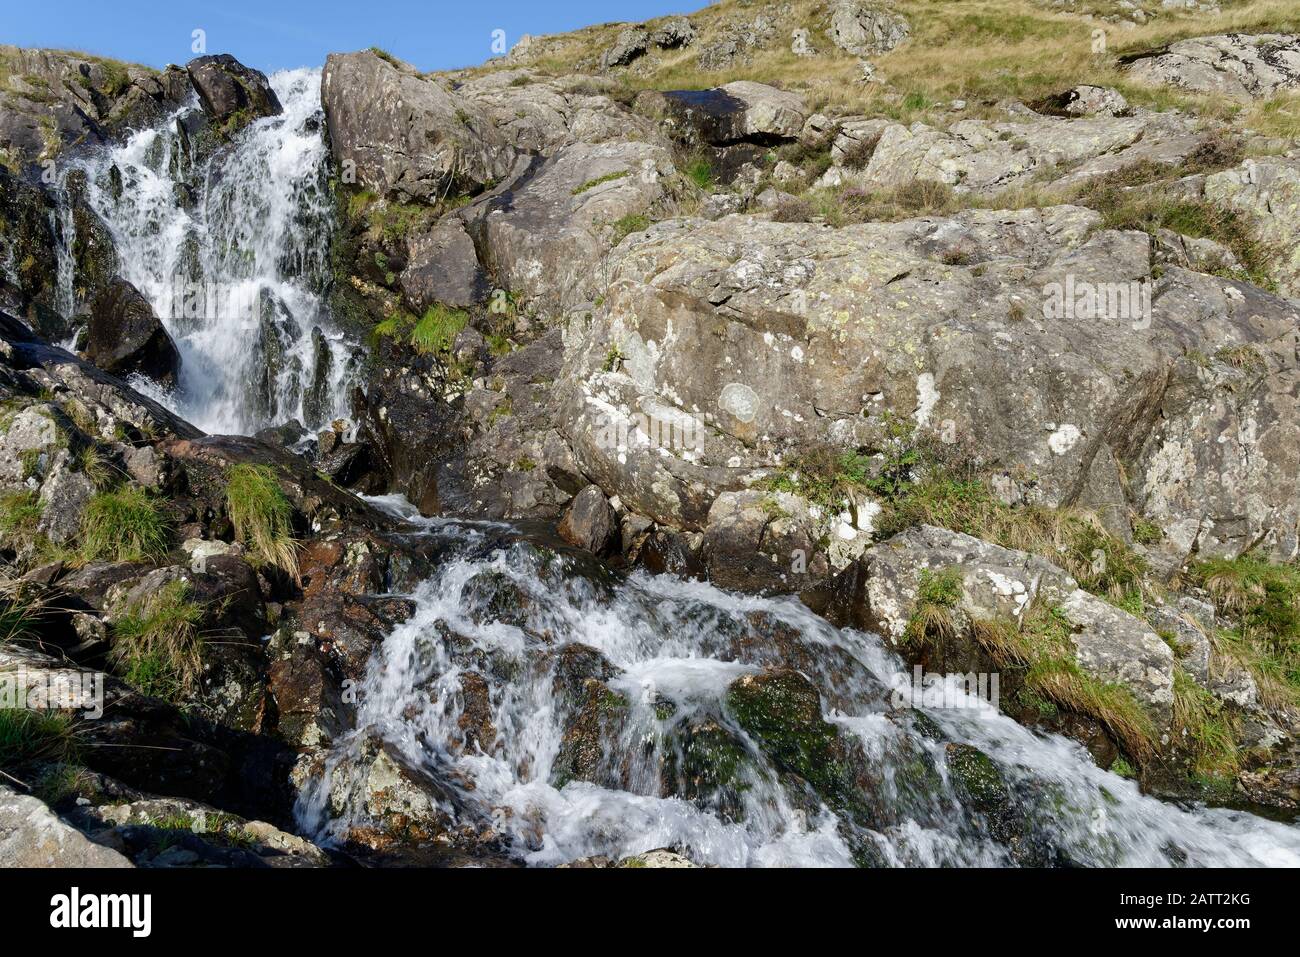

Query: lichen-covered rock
1201,155,1300,298
321,50,517,203
1126,34,1300,100
828,2,910,56
701,490,830,594
558,210,1300,561
0,786,132,867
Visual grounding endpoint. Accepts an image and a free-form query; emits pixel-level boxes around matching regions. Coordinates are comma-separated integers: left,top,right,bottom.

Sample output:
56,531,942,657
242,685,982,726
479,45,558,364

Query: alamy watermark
1042,274,1152,330
1,668,104,718
890,665,1000,712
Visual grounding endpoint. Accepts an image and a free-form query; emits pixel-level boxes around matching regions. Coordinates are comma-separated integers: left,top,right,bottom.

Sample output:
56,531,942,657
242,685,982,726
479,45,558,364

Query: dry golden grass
453,0,1300,141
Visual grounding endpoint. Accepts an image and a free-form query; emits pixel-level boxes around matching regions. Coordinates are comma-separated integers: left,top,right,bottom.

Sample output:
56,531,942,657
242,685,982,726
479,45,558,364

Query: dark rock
185,54,282,134
556,484,615,555
86,278,181,387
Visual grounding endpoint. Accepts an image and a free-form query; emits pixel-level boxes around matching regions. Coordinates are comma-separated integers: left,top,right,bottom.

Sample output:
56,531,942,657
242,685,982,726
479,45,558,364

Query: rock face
86,278,182,387
1126,34,1300,100
0,786,132,867
0,45,192,169
463,139,682,313
829,2,911,56
829,109,1210,195
186,54,282,132
560,207,1300,562
321,50,517,203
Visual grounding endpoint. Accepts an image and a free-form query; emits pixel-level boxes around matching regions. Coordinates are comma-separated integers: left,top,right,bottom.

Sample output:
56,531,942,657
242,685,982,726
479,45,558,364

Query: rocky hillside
3,0,1300,866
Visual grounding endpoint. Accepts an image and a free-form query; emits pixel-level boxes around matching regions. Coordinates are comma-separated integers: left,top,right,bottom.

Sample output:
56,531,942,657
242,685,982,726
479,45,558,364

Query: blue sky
5,0,695,74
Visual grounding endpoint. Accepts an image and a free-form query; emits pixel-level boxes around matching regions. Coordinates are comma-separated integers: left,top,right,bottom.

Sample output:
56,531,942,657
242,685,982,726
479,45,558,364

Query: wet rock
1126,34,1300,100
701,490,829,595
944,743,1023,847
0,786,132,867
185,54,282,133
86,278,182,387
557,484,615,555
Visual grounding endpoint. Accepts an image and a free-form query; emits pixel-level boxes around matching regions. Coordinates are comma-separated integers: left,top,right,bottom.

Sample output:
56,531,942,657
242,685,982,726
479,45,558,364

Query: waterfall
66,68,357,436
296,496,1300,868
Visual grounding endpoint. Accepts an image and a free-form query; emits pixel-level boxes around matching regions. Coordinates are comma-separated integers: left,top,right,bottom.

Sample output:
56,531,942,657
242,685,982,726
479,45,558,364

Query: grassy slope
453,0,1300,139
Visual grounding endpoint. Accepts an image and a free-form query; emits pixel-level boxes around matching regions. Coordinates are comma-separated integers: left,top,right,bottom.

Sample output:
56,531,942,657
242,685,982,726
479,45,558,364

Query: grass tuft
110,579,204,701
225,464,299,581
79,487,171,563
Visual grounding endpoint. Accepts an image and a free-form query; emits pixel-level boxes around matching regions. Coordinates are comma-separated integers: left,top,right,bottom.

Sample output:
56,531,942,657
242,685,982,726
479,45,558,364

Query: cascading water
297,497,1300,867
63,68,356,435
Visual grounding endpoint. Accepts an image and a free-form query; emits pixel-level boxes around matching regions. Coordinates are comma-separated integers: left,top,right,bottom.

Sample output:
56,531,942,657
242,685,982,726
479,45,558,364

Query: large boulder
186,54,281,134
828,2,911,56
86,278,182,387
1126,34,1300,100
399,216,487,311
832,110,1210,195
0,786,132,867
645,82,808,147
321,50,517,203
558,208,1300,561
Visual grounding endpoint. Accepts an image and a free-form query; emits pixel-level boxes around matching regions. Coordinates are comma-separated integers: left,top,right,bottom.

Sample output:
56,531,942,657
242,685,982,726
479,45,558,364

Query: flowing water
61,68,356,435
297,496,1300,867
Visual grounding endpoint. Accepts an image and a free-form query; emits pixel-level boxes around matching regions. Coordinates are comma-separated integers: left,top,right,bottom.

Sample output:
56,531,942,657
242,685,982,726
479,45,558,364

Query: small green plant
409,304,469,356
684,157,715,190
903,567,964,648
1172,666,1240,778
0,709,77,770
603,345,627,372
611,213,650,244
571,170,629,195
80,487,171,562
225,464,299,580
110,579,204,700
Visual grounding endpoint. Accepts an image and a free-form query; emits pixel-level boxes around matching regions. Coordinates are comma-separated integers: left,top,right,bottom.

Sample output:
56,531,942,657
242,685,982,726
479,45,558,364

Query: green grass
409,304,469,356
0,709,77,770
571,170,630,195
0,579,44,644
0,491,44,546
110,579,204,701
79,487,172,562
1192,554,1300,708
684,157,715,191
1172,666,1240,778
974,605,1158,761
610,213,650,244
225,464,298,580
